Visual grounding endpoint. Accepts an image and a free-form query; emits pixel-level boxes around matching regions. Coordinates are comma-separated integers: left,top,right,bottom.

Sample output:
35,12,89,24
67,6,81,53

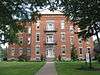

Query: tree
71,45,77,61
0,0,100,44
0,0,49,44
59,0,100,42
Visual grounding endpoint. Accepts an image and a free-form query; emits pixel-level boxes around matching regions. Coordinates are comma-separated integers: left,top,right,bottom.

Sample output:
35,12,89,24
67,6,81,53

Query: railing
44,41,57,45
44,27,57,32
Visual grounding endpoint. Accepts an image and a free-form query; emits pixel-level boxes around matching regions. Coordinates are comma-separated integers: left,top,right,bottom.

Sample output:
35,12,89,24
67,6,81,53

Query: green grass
55,61,100,75
0,61,45,75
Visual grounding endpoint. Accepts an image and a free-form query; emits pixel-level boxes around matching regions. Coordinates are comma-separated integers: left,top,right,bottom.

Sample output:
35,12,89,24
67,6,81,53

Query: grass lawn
55,61,100,75
0,61,45,75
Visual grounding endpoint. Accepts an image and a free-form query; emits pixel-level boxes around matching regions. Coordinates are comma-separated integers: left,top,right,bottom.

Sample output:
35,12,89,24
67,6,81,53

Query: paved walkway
35,62,57,75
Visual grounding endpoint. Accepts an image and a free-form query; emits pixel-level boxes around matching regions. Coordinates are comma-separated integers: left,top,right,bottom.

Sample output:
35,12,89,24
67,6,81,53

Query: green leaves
0,0,100,44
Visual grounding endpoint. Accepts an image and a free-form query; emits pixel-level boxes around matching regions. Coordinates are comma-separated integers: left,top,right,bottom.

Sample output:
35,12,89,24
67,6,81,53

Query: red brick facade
7,11,94,61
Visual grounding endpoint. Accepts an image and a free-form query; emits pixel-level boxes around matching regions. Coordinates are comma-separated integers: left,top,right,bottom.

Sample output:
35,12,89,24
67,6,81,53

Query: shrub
18,54,30,62
58,55,61,61
95,53,100,62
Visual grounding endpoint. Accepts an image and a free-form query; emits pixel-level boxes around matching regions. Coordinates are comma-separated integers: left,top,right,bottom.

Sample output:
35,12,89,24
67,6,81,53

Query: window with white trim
79,48,82,54
19,37,23,44
61,45,66,55
70,36,74,45
61,32,66,42
36,20,40,30
19,48,23,55
79,38,82,47
28,27,31,34
61,20,65,29
70,26,74,34
46,21,55,31
27,48,31,53
28,37,31,44
35,45,40,55
11,48,15,56
46,34,54,43
36,33,40,42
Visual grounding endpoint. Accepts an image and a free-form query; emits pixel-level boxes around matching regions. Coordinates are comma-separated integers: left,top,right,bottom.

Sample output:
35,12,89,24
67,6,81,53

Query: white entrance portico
46,45,55,58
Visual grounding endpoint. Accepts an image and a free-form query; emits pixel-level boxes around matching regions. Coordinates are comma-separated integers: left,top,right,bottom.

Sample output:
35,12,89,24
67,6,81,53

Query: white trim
36,33,40,42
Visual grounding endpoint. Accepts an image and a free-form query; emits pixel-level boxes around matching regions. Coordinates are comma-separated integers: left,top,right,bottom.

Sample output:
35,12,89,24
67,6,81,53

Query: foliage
0,0,48,44
40,54,45,61
58,55,61,61
71,45,78,61
0,0,100,44
18,53,30,61
95,53,100,62
60,0,100,39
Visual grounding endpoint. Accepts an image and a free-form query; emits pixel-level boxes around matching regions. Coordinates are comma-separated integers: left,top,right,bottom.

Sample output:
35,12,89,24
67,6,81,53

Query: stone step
46,58,54,62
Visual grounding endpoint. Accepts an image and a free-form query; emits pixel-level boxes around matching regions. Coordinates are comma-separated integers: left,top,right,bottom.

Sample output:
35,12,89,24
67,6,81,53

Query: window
61,32,66,42
79,48,82,54
19,48,23,55
28,37,31,44
61,20,65,29
46,22,55,31
70,26,74,34
46,34,54,43
79,38,82,47
36,20,40,30
28,27,31,34
27,48,31,53
87,48,90,53
19,37,23,44
36,33,40,42
86,38,90,45
35,45,40,55
79,38,82,43
61,45,66,55
70,36,74,45
11,48,15,56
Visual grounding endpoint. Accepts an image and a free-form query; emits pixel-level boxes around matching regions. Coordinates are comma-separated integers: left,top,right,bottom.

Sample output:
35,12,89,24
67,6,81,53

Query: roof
39,10,63,15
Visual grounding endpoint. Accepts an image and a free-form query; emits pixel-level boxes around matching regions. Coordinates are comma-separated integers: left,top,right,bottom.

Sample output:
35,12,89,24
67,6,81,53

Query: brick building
7,10,94,61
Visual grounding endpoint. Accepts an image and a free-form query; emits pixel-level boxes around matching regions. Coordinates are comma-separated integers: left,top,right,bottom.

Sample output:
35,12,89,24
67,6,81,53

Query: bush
95,53,100,62
71,45,78,61
40,55,45,61
3,57,7,61
18,54,30,62
58,55,61,61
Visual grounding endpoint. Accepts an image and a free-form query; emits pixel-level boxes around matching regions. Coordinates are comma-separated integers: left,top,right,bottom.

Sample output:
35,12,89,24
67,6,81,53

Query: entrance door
47,48,54,58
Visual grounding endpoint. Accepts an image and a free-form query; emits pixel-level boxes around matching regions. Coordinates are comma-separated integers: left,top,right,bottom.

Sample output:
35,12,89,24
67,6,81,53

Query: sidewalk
35,62,57,75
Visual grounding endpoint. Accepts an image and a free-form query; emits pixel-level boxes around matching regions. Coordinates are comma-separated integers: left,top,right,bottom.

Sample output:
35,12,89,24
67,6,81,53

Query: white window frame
36,20,40,30
79,47,83,54
19,48,23,55
70,26,74,34
35,45,40,55
28,27,31,34
36,33,40,42
70,36,74,45
46,34,54,43
61,20,65,29
61,45,66,55
61,32,66,42
28,37,31,44
46,21,55,31
11,48,15,56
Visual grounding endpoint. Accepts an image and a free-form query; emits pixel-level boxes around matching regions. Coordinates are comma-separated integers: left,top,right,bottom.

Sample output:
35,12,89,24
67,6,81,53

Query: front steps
46,58,54,62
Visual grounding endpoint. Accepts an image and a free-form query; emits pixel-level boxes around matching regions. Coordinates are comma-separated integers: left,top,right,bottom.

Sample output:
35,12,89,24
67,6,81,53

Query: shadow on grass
77,65,100,71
